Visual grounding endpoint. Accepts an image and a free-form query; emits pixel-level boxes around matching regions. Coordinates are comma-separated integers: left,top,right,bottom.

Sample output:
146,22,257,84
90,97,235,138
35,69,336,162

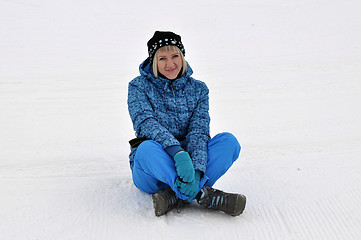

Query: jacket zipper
169,82,179,118
170,83,176,97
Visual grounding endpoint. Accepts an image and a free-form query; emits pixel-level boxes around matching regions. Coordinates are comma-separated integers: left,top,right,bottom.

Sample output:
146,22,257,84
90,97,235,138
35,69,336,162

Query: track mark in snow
272,188,361,240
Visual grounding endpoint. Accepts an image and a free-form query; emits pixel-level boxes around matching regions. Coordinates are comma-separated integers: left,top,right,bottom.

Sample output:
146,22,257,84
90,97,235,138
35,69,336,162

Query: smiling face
155,46,183,80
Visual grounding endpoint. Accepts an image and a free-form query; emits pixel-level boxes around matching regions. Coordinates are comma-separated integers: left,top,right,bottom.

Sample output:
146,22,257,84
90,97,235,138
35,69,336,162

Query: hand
175,170,202,202
174,151,195,182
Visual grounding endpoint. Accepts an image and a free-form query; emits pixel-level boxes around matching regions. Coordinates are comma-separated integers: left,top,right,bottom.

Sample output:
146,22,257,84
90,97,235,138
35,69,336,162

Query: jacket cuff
191,149,207,173
164,145,184,158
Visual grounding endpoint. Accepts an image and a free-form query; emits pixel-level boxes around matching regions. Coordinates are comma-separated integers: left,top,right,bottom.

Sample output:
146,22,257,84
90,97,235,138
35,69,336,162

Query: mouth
166,68,177,74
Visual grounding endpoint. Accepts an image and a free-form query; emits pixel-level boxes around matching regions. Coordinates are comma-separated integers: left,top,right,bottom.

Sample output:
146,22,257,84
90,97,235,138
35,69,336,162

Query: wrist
165,145,184,158
194,170,202,180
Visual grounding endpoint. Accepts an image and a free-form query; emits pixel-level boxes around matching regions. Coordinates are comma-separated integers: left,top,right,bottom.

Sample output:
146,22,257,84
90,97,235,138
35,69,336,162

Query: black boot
197,186,246,216
152,188,185,216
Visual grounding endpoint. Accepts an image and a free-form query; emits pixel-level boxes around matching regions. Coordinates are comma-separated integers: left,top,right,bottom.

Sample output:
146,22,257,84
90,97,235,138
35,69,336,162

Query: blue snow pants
132,132,241,200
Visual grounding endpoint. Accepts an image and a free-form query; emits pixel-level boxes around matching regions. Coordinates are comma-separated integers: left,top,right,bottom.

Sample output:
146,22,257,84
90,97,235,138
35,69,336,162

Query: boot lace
209,188,229,208
164,191,179,211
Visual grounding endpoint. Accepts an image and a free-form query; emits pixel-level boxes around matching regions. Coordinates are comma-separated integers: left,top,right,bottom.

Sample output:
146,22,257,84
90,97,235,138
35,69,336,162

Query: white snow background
1,0,361,239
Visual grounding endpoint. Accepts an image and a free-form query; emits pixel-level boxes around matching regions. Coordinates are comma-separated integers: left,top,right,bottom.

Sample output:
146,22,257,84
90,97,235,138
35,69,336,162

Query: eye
159,57,166,61
172,54,180,58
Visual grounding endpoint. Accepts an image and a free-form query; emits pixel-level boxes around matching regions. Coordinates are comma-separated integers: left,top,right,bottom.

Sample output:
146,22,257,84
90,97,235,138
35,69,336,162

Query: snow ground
1,0,361,239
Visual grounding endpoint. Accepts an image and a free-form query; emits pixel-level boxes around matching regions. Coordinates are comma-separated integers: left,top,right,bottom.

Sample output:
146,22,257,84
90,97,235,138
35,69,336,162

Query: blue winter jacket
128,58,211,173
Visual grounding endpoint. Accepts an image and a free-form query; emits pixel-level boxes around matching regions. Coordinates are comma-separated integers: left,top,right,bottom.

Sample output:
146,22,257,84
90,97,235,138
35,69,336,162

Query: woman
127,31,246,217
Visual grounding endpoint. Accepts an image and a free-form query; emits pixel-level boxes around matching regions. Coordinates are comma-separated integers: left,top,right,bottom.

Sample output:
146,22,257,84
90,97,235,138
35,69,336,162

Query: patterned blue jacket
128,58,211,173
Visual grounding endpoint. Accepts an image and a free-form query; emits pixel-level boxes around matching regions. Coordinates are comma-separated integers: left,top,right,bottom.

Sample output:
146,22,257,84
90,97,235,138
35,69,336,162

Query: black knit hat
147,31,185,61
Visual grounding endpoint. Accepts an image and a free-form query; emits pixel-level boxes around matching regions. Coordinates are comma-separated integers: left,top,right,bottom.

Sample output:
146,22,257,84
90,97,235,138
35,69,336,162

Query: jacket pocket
129,137,149,148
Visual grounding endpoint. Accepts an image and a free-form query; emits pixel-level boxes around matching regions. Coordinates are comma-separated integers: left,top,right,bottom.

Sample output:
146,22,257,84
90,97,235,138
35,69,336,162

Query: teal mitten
174,151,195,183
175,170,202,202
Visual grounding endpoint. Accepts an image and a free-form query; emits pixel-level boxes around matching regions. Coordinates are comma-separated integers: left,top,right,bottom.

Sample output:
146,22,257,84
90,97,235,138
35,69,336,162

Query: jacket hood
138,58,193,92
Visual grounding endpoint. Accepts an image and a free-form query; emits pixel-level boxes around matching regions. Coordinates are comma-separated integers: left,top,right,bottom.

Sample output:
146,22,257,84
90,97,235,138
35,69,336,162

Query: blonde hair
152,45,187,78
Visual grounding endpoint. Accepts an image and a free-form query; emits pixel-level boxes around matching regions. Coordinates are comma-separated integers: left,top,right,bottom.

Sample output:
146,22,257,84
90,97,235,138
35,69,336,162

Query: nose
166,59,175,68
